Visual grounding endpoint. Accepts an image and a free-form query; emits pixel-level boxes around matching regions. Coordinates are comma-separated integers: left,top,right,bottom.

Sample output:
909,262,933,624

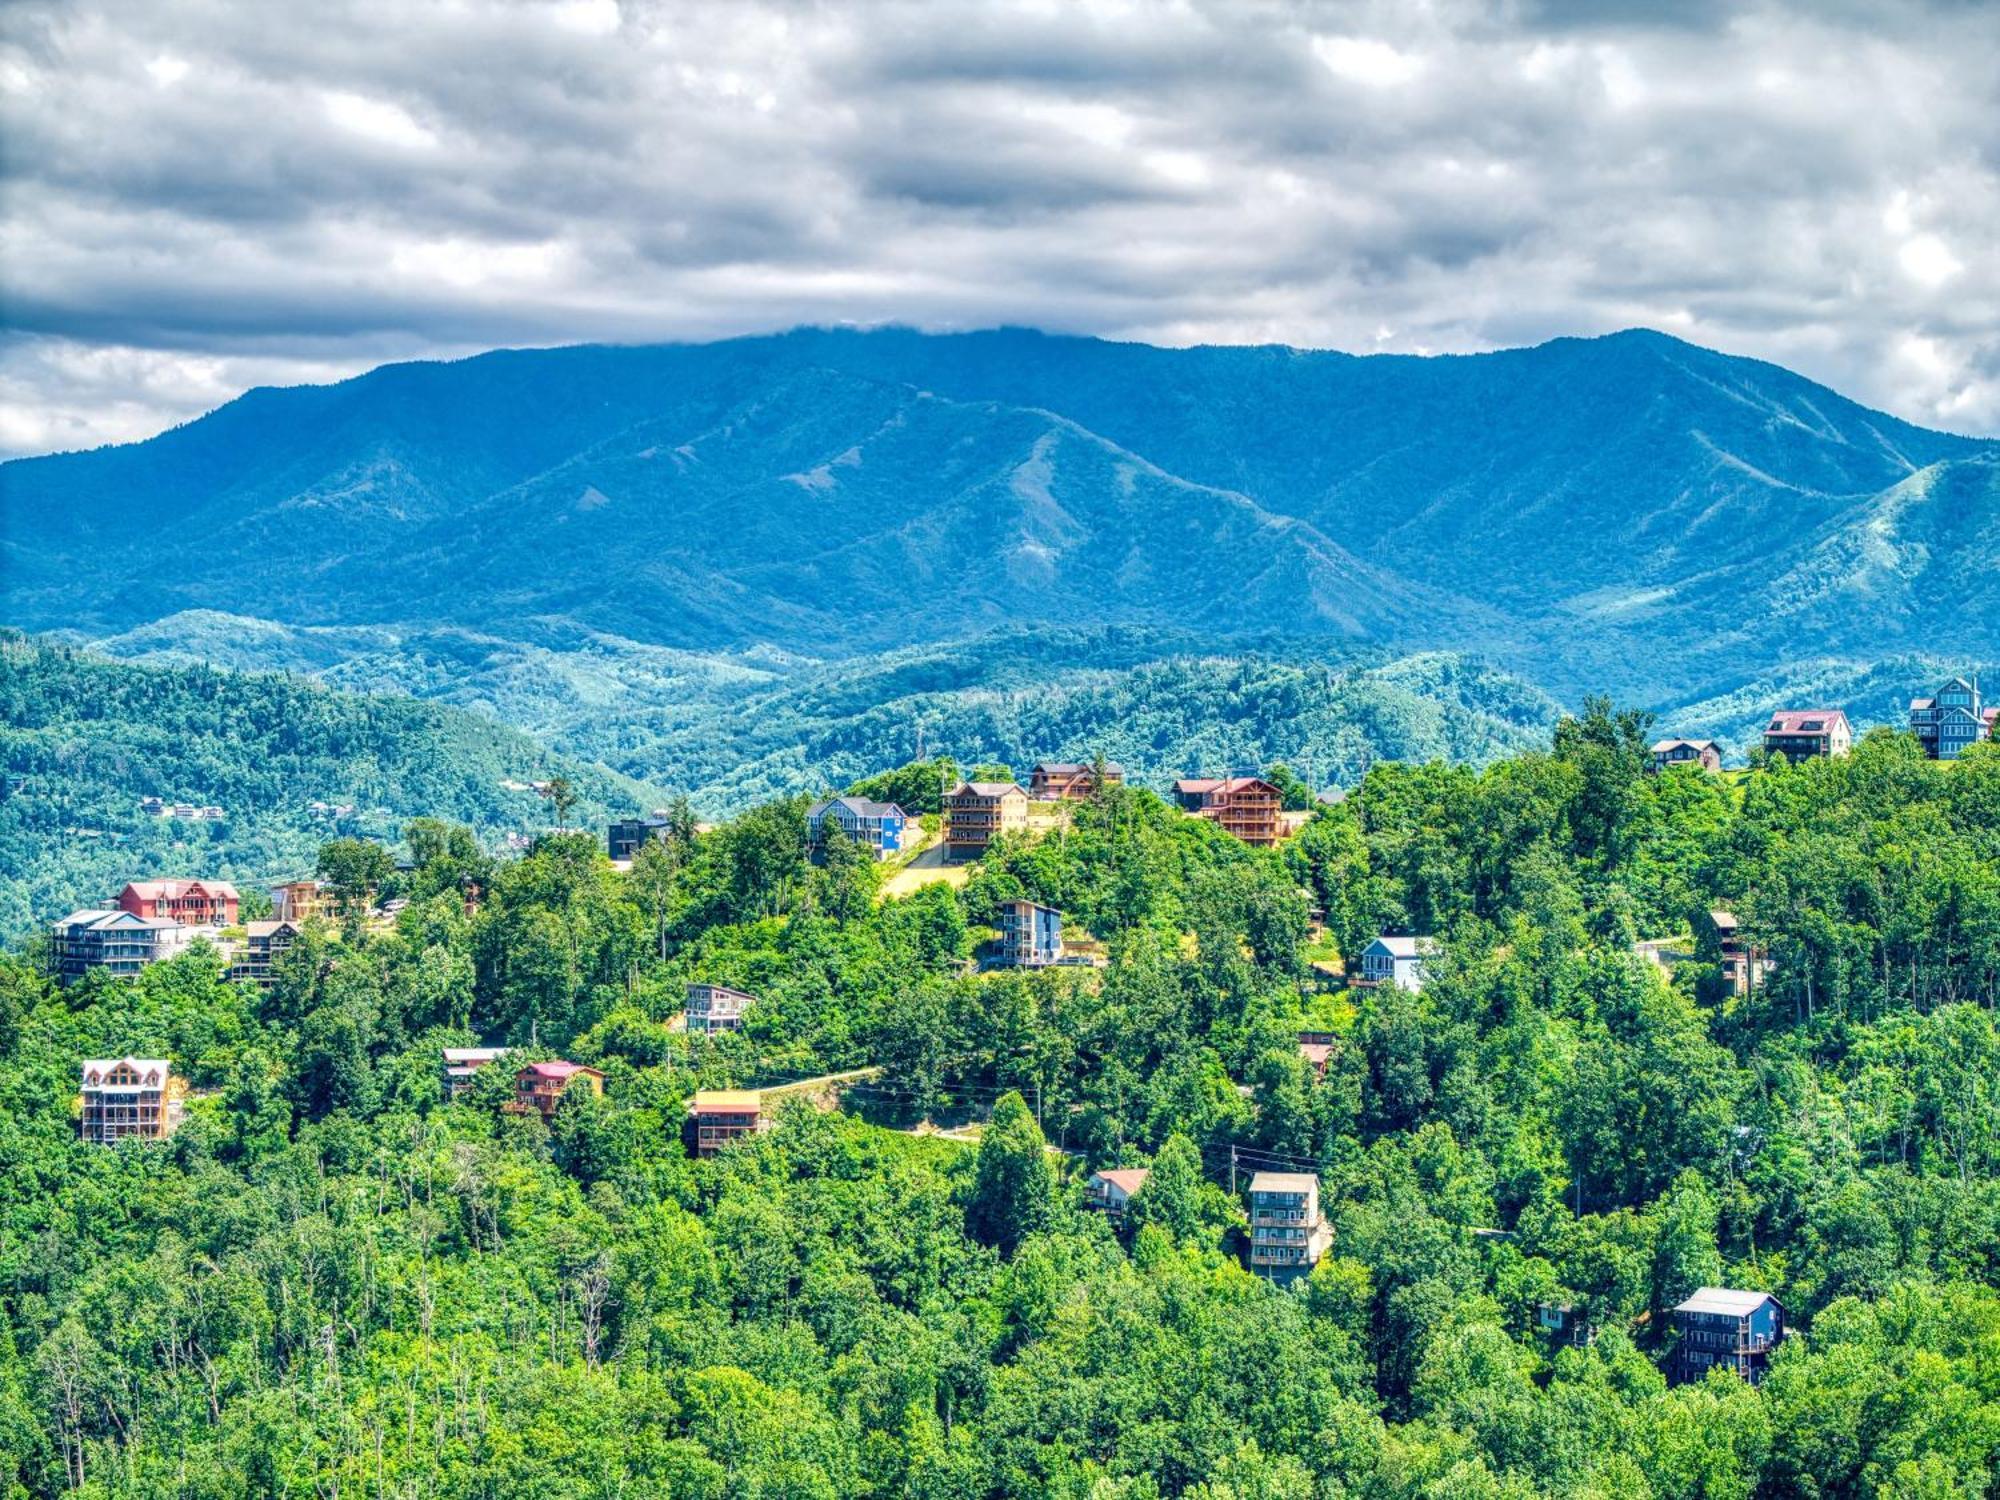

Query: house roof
1299,1042,1335,1066
687,981,757,1001
442,1047,511,1064
1093,1168,1150,1194
1675,1287,1780,1316
243,920,299,938
950,781,1025,798
1708,909,1740,931
123,879,240,901
1650,738,1717,754
692,1089,762,1112
56,909,179,932
1367,934,1437,958
1247,1170,1319,1194
1765,709,1848,735
520,1060,600,1081
1175,776,1278,796
809,795,906,820
81,1057,171,1084
1033,761,1125,777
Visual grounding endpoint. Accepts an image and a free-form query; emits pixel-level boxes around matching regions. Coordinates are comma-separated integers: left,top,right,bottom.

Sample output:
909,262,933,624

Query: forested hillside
0,634,652,939
3,710,1997,1496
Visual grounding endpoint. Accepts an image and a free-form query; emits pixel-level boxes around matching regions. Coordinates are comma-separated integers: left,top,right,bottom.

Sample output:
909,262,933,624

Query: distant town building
442,1046,513,1097
1246,1171,1332,1277
1702,910,1769,996
50,909,197,983
78,1057,186,1144
1086,1167,1150,1215
228,920,300,987
995,898,1065,968
505,1060,604,1120
685,982,758,1036
116,879,239,928
690,1090,765,1156
943,781,1029,858
1173,777,1284,846
270,879,330,923
1029,761,1124,800
1671,1288,1784,1385
1762,709,1851,761
806,795,911,861
1357,935,1437,994
1649,738,1722,774
1908,676,1996,761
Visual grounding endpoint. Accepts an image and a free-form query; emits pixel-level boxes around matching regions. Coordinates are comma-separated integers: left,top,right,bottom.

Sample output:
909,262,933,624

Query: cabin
1702,910,1769,996
685,982,757,1036
995,898,1064,968
1298,1040,1335,1077
116,879,239,928
228,919,300,987
1356,935,1437,994
78,1058,187,1144
1648,738,1722,773
49,909,195,983
1762,709,1851,761
269,879,330,923
806,795,911,861
942,782,1029,858
1086,1167,1150,1215
608,813,691,861
1671,1288,1784,1384
1029,761,1124,800
690,1090,765,1156
505,1060,604,1120
441,1046,513,1097
1173,777,1284,846
1246,1171,1332,1277
1909,676,1996,761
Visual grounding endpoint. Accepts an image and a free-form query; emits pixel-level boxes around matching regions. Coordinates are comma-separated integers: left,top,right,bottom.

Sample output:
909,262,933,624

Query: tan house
269,879,331,923
1704,910,1770,995
1086,1167,1150,1215
943,781,1029,858
1173,778,1285,846
79,1057,187,1144
1246,1170,1332,1277
505,1060,604,1120
1029,762,1124,800
690,1090,765,1156
228,919,300,987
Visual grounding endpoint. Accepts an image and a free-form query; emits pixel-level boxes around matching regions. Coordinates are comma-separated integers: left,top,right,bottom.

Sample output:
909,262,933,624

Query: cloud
0,0,1996,457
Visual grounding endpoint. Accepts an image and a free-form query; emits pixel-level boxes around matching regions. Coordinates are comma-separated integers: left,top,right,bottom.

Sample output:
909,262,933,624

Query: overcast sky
2,0,1996,457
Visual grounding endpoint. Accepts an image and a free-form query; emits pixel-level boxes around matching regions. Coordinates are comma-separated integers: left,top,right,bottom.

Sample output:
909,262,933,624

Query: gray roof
809,795,904,820
1675,1287,1779,1316
1247,1170,1319,1194
1368,934,1437,958
951,781,1025,798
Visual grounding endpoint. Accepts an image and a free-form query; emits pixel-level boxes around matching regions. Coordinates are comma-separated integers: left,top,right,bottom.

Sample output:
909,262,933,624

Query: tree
967,1092,1054,1257
1126,1133,1204,1246
316,837,394,919
546,776,579,832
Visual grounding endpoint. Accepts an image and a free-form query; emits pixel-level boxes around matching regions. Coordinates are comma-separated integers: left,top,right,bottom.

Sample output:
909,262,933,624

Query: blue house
1909,676,1997,760
1671,1288,1784,1384
996,899,1064,967
806,796,910,861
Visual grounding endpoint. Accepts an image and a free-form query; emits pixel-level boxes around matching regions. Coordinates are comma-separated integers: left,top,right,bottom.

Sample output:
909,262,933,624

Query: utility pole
1229,1143,1238,1196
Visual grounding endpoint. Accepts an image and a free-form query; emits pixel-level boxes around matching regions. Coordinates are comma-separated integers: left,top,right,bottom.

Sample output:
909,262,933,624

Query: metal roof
1675,1287,1779,1316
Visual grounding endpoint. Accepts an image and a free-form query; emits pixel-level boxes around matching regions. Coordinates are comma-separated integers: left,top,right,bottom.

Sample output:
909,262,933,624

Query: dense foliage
3,708,1999,1497
0,635,651,942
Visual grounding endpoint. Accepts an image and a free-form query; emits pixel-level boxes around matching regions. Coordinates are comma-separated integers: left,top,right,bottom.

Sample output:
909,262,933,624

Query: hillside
6,327,1997,706
0,634,657,939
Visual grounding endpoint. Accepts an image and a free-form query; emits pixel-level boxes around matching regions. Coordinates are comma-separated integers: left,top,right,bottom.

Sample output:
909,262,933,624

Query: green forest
2,705,1998,1497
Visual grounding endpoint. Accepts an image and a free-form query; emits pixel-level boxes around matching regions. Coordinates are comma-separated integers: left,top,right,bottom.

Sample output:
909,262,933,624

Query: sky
1,0,1996,458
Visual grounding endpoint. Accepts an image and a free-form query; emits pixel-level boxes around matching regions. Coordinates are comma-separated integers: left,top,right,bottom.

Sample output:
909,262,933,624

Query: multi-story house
1671,1288,1784,1384
442,1046,513,1097
1029,762,1125,800
269,879,330,923
504,1060,604,1120
78,1057,187,1144
995,899,1064,967
608,814,679,861
689,1090,765,1156
806,795,911,861
1649,738,1722,773
1909,676,1997,761
116,879,239,927
1246,1171,1333,1277
228,920,300,987
943,782,1029,858
1173,777,1284,846
1356,934,1437,994
685,982,757,1036
50,909,196,983
1762,709,1852,761
1086,1168,1150,1215
1702,910,1769,996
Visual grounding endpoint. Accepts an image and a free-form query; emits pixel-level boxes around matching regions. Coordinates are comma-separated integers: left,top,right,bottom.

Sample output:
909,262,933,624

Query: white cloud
0,0,1995,456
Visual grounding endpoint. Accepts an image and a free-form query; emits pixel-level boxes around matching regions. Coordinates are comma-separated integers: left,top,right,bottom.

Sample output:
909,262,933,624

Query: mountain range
3,324,1996,804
